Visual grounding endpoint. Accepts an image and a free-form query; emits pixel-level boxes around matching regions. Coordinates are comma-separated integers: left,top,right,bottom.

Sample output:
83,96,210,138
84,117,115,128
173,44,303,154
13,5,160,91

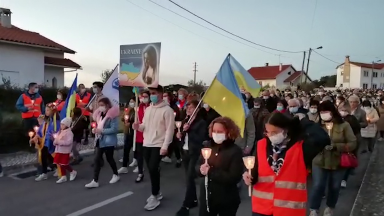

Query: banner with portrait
119,42,161,87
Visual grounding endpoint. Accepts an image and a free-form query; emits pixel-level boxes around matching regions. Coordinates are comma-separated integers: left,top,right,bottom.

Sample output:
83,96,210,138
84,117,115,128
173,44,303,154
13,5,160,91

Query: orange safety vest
252,138,307,216
76,93,91,116
22,94,42,119
54,99,65,112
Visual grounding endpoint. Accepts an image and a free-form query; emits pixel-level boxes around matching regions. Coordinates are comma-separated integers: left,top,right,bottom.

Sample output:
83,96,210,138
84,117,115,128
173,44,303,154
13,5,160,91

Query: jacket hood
151,100,168,108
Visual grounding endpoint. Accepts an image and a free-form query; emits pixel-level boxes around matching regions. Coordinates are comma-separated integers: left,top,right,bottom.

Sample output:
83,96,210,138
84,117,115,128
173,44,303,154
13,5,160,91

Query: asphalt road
0,150,370,216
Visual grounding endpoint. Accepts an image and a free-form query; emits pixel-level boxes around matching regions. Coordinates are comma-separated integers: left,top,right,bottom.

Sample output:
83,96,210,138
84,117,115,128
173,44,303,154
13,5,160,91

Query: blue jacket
15,91,45,115
98,117,119,148
38,117,61,154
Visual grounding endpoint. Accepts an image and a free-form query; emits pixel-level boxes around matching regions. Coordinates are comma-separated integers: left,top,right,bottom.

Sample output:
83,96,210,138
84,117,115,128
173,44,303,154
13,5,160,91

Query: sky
2,0,384,87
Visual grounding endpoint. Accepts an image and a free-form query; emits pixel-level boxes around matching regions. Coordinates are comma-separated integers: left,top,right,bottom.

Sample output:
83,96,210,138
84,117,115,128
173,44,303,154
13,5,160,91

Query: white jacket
139,100,175,150
361,108,379,138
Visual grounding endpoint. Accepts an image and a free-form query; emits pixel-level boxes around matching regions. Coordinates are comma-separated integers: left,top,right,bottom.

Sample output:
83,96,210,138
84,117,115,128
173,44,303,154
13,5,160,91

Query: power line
312,50,341,64
148,0,280,56
167,0,305,54
308,0,318,44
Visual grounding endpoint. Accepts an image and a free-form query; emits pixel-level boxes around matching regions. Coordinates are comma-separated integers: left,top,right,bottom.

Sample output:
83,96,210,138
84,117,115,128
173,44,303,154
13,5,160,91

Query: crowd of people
1,81,383,216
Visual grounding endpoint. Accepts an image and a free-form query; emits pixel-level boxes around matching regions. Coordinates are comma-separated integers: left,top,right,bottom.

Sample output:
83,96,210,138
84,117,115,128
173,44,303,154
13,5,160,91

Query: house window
381,72,384,77
52,77,57,88
258,81,262,86
372,84,377,89
340,71,344,75
373,72,378,78
363,71,369,77
363,83,368,89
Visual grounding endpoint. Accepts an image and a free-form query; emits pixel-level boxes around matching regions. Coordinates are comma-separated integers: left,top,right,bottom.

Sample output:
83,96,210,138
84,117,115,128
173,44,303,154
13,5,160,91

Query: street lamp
304,46,323,83
371,59,381,89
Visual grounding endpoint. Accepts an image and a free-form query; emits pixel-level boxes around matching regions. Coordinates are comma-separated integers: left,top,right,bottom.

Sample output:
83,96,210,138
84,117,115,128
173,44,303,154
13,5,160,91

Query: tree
312,75,337,88
101,69,113,83
187,79,206,94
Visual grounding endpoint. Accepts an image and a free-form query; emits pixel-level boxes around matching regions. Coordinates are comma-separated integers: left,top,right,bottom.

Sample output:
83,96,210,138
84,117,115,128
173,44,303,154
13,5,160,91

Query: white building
0,8,81,88
247,63,312,89
336,56,384,89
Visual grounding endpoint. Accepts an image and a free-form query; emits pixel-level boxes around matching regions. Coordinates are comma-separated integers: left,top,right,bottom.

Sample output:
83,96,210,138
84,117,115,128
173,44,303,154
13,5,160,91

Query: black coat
198,140,244,207
181,117,208,153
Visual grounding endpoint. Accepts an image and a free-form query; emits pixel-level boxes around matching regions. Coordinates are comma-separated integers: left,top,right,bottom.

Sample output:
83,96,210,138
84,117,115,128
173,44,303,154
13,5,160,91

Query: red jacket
135,103,150,143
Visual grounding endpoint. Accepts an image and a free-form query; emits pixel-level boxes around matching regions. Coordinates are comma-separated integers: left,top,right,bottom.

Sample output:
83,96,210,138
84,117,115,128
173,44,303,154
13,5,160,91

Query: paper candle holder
243,156,256,170
28,131,34,138
201,148,212,160
325,122,333,130
33,126,39,133
175,121,182,128
91,122,97,128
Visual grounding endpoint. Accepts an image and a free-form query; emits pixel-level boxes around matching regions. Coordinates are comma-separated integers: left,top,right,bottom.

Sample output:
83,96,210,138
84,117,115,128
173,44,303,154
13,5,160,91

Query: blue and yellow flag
60,74,78,120
203,55,249,137
228,54,261,97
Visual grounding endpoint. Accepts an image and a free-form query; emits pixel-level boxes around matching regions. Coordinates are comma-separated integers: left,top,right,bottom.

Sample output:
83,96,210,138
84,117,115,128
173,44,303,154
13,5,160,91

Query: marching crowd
2,81,384,216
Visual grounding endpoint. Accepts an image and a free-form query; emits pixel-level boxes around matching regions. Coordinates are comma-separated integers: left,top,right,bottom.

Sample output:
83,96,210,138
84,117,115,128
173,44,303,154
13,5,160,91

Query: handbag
340,145,358,168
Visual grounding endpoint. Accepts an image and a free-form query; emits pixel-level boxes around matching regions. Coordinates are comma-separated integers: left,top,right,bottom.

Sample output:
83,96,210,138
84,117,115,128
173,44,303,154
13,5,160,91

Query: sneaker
135,174,144,183
176,206,189,216
162,156,172,163
109,174,120,184
147,193,163,202
378,137,383,141
129,159,137,167
323,207,333,216
309,209,318,216
341,180,347,188
53,170,58,177
35,173,48,181
85,180,99,188
118,167,129,174
144,195,160,211
69,170,77,181
56,176,67,184
133,167,139,173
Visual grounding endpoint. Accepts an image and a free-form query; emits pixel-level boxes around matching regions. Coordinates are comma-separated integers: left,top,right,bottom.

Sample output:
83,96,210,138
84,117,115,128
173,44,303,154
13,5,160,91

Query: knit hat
61,117,72,128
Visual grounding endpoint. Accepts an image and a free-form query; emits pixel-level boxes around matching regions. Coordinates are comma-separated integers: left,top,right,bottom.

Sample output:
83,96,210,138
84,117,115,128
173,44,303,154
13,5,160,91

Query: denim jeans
309,166,345,209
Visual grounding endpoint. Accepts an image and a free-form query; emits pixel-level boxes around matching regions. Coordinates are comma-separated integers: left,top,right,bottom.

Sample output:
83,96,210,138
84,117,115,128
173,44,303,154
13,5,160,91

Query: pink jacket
53,128,74,154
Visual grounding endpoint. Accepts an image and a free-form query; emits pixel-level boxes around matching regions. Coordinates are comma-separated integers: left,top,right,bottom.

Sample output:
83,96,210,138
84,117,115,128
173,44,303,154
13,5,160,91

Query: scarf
95,112,108,140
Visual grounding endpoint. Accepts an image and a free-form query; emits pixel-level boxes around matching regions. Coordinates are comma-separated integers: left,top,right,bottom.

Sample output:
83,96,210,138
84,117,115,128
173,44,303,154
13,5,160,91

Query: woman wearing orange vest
76,84,92,144
243,112,330,216
55,89,67,112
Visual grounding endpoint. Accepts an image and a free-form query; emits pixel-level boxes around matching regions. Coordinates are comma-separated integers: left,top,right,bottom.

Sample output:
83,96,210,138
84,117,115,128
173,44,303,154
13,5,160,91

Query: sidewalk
350,141,384,216
0,133,124,173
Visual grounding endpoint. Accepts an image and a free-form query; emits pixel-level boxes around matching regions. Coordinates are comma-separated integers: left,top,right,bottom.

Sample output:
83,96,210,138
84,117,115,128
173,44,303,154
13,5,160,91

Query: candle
31,100,35,105
174,112,176,117
79,100,82,103
201,148,212,164
33,126,39,133
124,114,129,120
325,122,333,136
91,122,97,128
175,121,182,131
124,108,128,112
52,133,58,139
243,156,256,197
28,131,34,138
53,102,57,106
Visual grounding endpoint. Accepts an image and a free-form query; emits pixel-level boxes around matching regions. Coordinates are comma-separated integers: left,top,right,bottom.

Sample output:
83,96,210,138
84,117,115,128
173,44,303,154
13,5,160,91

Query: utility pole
304,48,312,84
193,62,197,85
300,51,306,84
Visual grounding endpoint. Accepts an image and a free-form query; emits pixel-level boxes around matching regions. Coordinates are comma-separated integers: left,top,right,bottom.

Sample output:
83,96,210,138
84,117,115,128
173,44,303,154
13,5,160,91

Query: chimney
265,63,269,66
345,55,350,63
0,8,12,28
279,63,282,71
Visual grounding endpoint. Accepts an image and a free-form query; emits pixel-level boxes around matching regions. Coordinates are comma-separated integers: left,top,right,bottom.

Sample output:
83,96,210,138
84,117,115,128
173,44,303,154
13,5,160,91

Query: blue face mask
289,107,299,113
150,95,158,104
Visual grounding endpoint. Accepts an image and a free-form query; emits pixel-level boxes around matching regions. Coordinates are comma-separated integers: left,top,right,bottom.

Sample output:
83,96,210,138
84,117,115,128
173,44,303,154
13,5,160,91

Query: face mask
245,94,251,99
150,95,158,104
93,88,98,94
142,98,149,104
318,92,324,96
268,132,286,145
98,106,106,113
212,133,226,144
294,95,297,98
163,97,168,102
309,108,317,114
178,95,184,100
320,112,332,121
129,102,135,108
339,111,348,117
254,105,260,109
203,104,209,109
276,106,283,111
364,107,371,112
336,100,341,106
57,95,62,100
270,94,274,97
80,89,86,94
362,98,366,101
263,96,269,100
289,107,298,113
34,88,39,93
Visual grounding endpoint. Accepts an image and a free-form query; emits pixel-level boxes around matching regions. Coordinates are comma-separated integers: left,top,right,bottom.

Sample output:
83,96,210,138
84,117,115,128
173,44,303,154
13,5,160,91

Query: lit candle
174,112,176,117
325,122,333,136
52,133,58,139
175,121,182,132
124,108,128,112
33,126,39,133
91,122,97,128
28,131,34,138
124,114,129,120
53,102,57,106
79,100,82,103
243,156,256,197
31,100,35,105
201,148,212,164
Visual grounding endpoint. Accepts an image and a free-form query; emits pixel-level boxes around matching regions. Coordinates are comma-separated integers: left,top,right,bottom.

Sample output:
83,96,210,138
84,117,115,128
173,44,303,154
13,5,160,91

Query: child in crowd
53,117,77,184
71,107,87,165
33,115,45,176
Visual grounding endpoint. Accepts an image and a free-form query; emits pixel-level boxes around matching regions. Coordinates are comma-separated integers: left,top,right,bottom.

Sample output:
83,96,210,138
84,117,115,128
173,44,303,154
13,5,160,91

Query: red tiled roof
248,64,291,80
0,24,75,54
44,57,81,68
350,61,384,70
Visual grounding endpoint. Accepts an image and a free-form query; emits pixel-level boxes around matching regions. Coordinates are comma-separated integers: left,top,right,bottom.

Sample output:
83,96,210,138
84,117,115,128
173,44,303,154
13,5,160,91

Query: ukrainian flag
228,54,261,97
60,74,78,120
203,54,249,137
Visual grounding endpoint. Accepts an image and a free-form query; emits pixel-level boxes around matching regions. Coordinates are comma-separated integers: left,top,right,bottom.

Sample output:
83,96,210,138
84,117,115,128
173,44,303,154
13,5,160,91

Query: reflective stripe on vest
252,138,307,216
21,94,42,119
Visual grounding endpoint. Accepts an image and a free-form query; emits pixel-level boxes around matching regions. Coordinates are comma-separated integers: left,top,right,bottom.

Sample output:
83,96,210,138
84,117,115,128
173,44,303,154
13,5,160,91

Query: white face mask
57,94,62,100
270,94,274,97
254,105,260,108
364,107,371,112
212,133,226,144
98,106,106,113
142,98,149,104
129,102,135,108
309,108,317,114
203,103,209,109
268,132,286,145
93,88,98,94
320,112,332,121
34,88,39,93
339,111,348,117
263,96,269,100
